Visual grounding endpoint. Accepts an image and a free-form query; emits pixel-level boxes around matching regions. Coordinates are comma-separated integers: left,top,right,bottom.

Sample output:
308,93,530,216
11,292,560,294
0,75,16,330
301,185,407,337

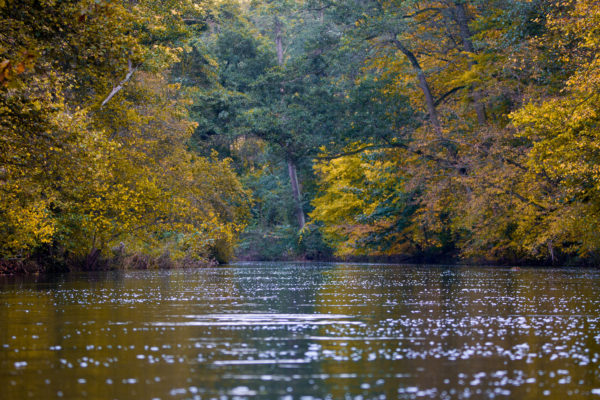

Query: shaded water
1,263,600,399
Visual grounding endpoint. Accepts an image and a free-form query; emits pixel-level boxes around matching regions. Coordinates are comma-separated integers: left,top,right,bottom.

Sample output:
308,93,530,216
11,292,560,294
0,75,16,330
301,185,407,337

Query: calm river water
1,263,600,399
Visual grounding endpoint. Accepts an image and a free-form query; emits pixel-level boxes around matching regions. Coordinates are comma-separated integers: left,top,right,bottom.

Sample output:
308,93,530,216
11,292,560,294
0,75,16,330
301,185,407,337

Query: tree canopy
2,0,599,269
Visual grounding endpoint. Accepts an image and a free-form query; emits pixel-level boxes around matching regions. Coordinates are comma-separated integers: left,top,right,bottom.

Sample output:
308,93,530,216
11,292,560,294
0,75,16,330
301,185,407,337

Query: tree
509,0,600,260
0,0,249,266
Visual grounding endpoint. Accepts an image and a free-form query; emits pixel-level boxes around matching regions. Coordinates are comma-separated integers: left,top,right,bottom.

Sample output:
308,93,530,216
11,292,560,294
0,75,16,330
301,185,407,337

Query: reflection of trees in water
2,266,599,399
0,269,243,399
313,264,430,397
312,265,600,398
511,269,600,400
231,263,329,312
220,263,331,397
1,285,58,399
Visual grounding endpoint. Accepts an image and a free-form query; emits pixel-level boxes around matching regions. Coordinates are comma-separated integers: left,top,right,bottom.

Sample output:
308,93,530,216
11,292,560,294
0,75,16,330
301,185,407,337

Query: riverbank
0,253,217,275
3,248,599,275
236,252,600,268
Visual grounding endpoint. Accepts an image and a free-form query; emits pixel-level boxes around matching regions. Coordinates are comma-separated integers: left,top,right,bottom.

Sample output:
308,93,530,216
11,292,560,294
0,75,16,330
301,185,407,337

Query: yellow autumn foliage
0,0,248,265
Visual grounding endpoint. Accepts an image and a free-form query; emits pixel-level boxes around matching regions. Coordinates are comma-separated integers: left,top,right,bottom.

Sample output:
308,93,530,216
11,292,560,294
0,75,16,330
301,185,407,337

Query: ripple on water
149,313,365,327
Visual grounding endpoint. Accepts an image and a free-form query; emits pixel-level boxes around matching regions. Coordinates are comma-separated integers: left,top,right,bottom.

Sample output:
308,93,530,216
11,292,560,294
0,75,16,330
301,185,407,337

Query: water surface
1,263,599,399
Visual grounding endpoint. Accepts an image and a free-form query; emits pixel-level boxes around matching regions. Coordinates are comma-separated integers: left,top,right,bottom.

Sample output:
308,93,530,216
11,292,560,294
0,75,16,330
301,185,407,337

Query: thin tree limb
100,59,137,108
434,85,465,106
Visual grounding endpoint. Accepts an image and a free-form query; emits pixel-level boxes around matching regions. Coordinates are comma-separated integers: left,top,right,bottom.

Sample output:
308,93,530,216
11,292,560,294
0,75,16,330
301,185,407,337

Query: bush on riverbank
0,248,221,275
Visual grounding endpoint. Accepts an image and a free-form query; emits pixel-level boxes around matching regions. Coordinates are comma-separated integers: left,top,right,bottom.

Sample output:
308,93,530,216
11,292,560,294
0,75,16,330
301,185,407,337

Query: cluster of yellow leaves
0,0,249,263
310,146,405,257
0,184,55,254
509,0,600,256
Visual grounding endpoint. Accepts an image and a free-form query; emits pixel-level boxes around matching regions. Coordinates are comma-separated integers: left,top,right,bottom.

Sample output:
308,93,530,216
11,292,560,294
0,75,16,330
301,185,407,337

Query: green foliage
4,0,600,267
235,160,316,260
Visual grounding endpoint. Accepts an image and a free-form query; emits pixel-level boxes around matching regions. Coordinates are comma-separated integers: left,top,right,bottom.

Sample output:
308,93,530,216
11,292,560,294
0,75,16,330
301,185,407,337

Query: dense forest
1,0,599,271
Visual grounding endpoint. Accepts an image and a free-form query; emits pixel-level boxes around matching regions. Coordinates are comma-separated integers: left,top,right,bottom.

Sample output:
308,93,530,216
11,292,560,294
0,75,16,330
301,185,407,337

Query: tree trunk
453,2,486,125
84,247,101,270
548,240,557,265
391,39,443,138
287,159,305,228
275,17,284,66
275,16,306,228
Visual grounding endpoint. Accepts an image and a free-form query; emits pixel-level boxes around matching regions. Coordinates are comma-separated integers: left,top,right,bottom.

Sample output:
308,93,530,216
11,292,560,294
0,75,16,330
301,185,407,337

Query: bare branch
434,85,465,106
100,59,137,108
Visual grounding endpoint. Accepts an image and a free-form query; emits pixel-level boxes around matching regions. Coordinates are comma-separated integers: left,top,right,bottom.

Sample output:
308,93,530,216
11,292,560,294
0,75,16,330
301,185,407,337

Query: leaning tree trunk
391,39,443,138
275,16,306,229
287,159,305,228
390,37,469,173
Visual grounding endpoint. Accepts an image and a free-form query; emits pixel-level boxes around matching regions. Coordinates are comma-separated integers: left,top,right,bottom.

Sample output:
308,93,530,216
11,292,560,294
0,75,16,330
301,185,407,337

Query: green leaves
5,0,600,266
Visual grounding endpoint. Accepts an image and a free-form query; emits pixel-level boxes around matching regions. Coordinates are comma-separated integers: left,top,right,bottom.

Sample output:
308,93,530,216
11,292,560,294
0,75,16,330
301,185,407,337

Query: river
1,262,599,399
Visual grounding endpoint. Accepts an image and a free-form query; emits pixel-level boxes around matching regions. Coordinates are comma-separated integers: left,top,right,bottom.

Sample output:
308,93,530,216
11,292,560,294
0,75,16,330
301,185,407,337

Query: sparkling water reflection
1,263,599,399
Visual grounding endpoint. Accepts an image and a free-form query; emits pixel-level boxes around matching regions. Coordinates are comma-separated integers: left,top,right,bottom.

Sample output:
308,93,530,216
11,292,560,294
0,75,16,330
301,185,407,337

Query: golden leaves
0,0,249,263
